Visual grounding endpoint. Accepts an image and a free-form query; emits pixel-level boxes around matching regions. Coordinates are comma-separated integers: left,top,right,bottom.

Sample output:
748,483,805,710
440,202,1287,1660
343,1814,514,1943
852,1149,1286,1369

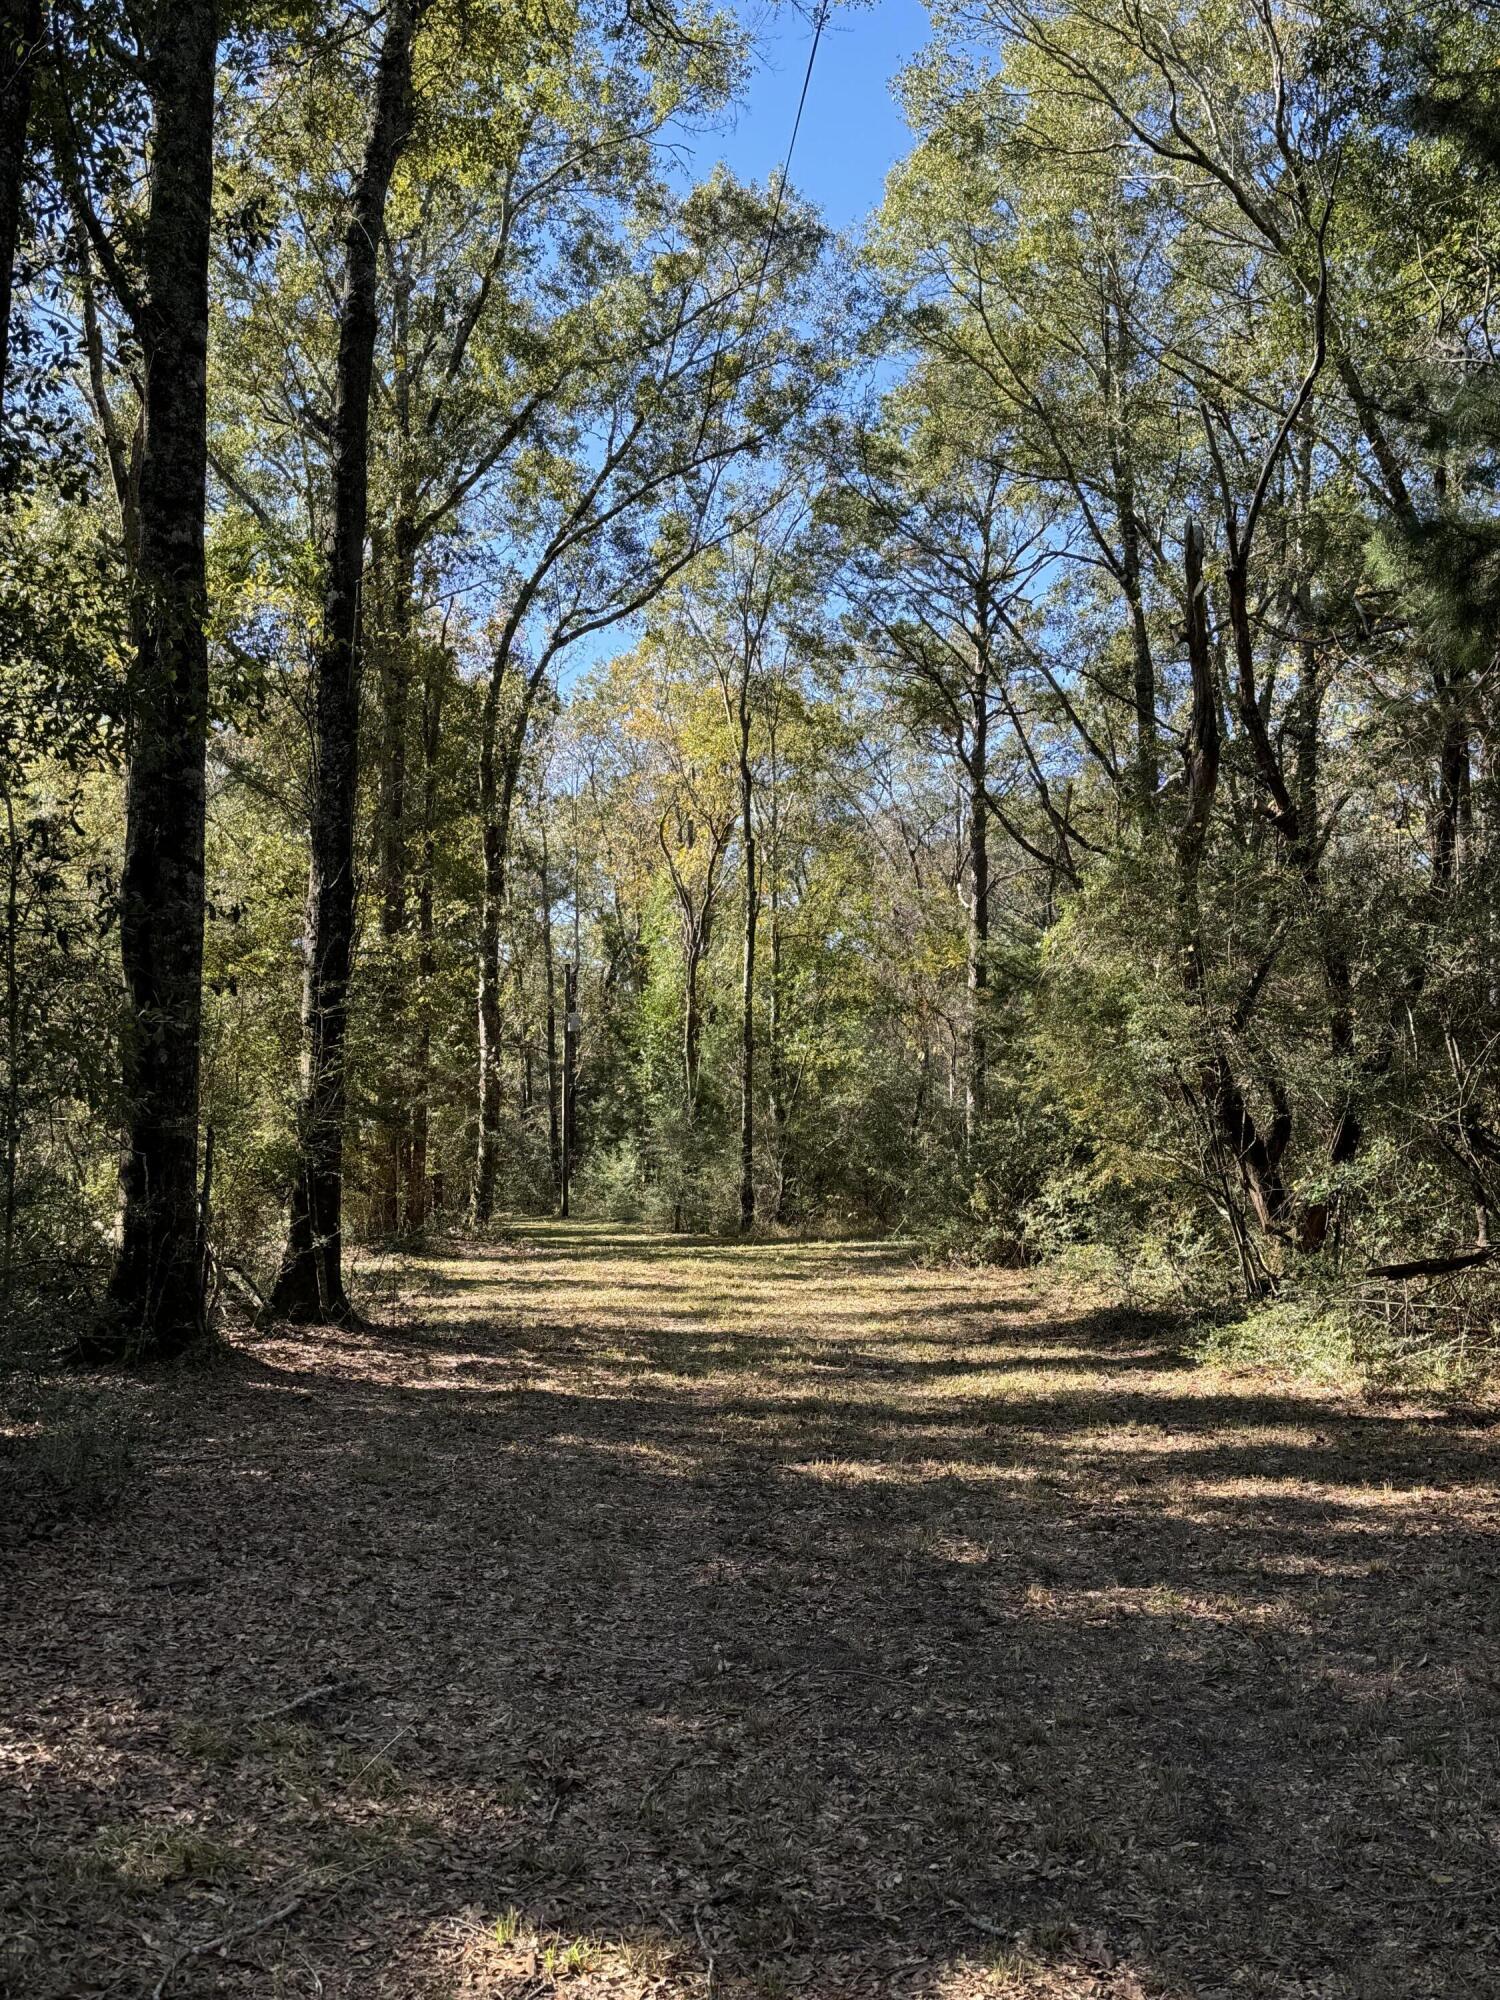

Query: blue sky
552,4,931,687
699,1,930,229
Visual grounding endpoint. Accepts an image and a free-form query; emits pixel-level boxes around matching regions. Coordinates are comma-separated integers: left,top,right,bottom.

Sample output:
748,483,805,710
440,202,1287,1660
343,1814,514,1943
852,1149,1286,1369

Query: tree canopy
1,0,1498,1369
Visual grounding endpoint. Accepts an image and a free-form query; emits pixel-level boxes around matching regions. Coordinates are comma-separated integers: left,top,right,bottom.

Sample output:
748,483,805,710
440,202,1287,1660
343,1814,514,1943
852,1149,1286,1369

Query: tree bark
404,650,444,1235
683,934,706,1110
0,0,41,422
1288,542,1357,1254
94,0,218,1357
473,639,556,1222
473,664,513,1224
370,516,414,1237
540,822,561,1203
1,779,19,1290
733,684,756,1234
473,671,504,1225
560,959,577,1217
760,704,794,1222
964,666,989,1156
272,0,424,1322
1175,520,1290,1289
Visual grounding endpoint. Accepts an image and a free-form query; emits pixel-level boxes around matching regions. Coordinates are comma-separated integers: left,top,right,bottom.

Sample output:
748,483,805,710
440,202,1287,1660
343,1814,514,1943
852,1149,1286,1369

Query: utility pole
561,962,579,1218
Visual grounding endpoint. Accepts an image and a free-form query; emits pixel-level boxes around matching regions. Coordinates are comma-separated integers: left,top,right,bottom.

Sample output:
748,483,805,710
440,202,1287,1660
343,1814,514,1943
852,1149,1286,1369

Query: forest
1,0,1499,1362
3,1,1500,1997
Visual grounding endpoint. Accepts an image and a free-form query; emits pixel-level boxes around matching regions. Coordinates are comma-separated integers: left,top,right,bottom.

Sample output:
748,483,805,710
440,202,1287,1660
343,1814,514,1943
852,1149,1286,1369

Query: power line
755,0,831,293
777,4,831,206
687,0,831,506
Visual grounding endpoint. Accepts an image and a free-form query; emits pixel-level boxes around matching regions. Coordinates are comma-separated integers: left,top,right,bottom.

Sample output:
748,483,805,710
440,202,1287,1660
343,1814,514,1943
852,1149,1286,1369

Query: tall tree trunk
540,823,561,1202
371,517,414,1236
0,0,41,422
473,673,503,1224
764,724,791,1222
768,882,788,1221
404,651,443,1236
473,649,550,1223
560,959,577,1216
660,814,725,1228
683,938,704,1111
272,0,423,1322
734,699,756,1234
1177,519,1280,1293
1289,544,1357,1254
964,669,989,1156
1,779,19,1290
372,257,419,1233
92,0,217,1358
472,675,516,1225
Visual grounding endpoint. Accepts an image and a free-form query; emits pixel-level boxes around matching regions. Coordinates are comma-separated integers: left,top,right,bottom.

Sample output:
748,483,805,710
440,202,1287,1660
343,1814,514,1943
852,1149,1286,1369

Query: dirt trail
3,1223,1498,1999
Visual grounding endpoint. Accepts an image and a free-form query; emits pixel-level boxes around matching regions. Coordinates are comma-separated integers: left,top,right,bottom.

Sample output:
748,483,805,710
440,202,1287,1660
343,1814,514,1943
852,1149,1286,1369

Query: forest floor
3,1223,1499,2000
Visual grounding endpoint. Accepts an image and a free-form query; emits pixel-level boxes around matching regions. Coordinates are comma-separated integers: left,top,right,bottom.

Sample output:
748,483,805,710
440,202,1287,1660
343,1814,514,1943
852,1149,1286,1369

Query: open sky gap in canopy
536,0,929,691
703,0,928,230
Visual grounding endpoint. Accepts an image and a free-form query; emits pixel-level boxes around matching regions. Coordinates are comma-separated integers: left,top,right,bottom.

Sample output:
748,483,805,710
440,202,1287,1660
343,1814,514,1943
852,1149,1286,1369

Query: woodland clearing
3,1222,1498,1999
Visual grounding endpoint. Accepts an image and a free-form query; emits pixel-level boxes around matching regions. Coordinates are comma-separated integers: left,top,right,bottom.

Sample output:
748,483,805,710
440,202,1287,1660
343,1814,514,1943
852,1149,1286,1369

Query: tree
61,0,220,1356
351,0,739,1230
0,0,42,420
469,173,827,1221
270,0,427,1323
674,496,825,1231
832,394,1057,1157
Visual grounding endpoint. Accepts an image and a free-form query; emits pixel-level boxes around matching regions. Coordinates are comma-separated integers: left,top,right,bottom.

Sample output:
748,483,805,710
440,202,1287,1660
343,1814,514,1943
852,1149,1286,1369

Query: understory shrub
1,1374,140,1531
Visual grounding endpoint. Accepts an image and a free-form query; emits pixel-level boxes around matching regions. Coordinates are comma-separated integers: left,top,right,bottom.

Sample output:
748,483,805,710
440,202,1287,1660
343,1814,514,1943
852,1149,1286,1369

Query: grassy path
4,1223,1498,1998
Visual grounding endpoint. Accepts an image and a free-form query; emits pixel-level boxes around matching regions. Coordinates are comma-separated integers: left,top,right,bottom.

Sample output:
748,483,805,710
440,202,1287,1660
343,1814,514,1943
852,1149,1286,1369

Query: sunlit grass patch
79,1823,238,1891
333,1741,405,1798
453,1906,616,1987
172,1717,239,1766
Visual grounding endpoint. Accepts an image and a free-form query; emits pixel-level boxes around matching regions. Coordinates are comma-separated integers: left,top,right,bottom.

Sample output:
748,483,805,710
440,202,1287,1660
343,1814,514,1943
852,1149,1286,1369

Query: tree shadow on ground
4,1225,1497,1999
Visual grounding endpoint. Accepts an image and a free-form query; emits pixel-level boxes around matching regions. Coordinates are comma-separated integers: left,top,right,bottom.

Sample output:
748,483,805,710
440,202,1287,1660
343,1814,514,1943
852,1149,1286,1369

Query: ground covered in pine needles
3,1222,1499,1999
